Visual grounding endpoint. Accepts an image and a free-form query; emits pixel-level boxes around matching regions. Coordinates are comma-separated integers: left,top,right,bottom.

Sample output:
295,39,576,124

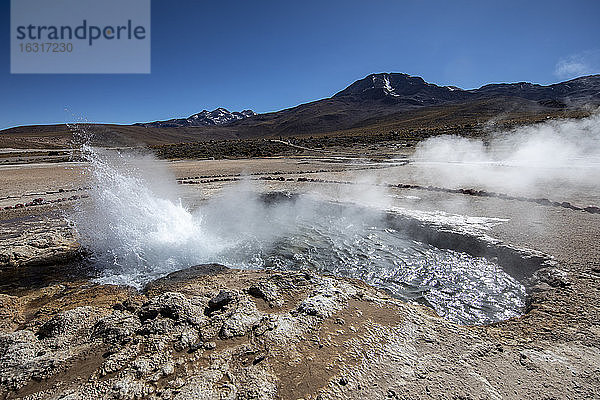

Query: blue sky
2,0,600,129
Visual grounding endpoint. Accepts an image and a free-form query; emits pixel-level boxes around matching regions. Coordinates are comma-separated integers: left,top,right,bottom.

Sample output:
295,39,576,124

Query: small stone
187,341,204,353
204,341,216,350
205,291,233,315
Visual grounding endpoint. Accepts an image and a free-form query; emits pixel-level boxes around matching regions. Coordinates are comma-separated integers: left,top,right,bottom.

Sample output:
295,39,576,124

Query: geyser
70,145,527,325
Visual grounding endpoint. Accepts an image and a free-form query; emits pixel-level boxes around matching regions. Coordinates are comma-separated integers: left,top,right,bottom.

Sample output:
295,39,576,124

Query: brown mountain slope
1,74,598,149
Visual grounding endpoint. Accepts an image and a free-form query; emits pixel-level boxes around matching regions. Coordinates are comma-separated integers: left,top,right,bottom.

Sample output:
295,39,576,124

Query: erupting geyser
70,145,527,325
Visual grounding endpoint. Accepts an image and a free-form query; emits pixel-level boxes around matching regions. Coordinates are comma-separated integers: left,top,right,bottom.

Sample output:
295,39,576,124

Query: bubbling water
220,204,525,325
70,146,526,325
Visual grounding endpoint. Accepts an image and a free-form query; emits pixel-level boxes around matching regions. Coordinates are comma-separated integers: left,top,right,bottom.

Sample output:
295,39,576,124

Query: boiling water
71,146,526,325
212,204,525,326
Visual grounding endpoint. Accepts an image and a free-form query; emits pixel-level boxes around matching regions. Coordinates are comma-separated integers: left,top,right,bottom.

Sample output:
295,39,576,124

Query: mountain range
135,108,256,128
1,73,599,148
334,73,600,105
137,73,600,130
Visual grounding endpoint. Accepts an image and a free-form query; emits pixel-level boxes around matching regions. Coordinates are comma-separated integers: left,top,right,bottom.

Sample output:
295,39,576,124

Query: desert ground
0,149,599,399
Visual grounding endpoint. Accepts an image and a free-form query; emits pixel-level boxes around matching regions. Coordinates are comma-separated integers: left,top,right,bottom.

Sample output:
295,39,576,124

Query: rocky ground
0,156,599,399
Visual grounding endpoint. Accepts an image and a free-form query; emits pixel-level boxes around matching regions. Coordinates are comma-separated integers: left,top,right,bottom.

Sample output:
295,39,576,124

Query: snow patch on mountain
188,108,256,125
381,76,400,97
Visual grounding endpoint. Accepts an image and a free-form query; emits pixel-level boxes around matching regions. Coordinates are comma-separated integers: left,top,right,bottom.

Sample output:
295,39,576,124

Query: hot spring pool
81,194,526,326
208,201,525,326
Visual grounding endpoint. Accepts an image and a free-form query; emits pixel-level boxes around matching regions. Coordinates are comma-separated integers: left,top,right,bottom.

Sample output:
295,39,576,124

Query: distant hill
1,73,599,149
135,108,256,128
334,73,600,106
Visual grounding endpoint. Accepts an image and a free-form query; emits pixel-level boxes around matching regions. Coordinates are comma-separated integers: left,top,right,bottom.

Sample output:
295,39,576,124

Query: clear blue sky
2,0,600,129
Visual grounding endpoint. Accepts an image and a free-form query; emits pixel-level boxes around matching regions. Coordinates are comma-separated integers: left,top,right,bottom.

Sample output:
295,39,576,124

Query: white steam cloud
411,112,600,197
